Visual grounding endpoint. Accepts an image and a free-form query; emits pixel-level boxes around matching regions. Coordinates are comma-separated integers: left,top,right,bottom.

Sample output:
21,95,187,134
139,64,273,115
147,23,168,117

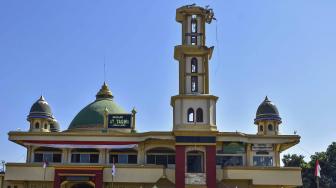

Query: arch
144,145,176,153
190,15,198,45
146,147,175,154
187,150,204,173
259,125,264,132
191,15,197,33
187,108,194,122
196,108,203,122
35,122,40,129
70,183,94,188
268,124,273,131
191,57,198,73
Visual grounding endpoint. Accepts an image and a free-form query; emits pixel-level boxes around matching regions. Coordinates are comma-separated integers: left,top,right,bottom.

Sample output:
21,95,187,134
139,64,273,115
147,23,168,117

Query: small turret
27,96,59,132
254,96,282,135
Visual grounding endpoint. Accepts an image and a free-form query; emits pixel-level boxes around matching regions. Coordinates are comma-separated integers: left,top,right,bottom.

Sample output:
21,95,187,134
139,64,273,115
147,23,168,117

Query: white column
62,149,67,164
67,148,72,163
99,149,105,164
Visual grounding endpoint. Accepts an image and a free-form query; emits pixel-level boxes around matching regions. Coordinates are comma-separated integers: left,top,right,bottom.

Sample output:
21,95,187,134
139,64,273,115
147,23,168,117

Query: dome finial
39,95,45,101
96,82,113,100
264,96,269,101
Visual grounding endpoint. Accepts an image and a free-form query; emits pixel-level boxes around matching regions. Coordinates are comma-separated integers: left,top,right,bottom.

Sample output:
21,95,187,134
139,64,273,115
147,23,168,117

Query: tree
282,154,307,168
282,142,336,188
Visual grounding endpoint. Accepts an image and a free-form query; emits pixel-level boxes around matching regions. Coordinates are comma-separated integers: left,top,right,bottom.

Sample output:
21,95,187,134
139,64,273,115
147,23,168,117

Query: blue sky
0,0,335,163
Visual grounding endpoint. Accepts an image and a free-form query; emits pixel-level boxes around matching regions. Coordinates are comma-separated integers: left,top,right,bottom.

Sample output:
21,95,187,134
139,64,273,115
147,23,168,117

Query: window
191,15,197,33
191,15,197,45
187,151,204,173
34,147,62,163
109,154,137,164
187,108,194,122
196,108,203,122
216,156,243,167
71,153,99,163
191,76,198,92
146,148,175,167
259,125,263,132
253,156,273,167
71,149,99,163
34,153,61,163
268,124,273,131
35,122,40,129
44,124,47,129
191,58,198,73
109,149,137,164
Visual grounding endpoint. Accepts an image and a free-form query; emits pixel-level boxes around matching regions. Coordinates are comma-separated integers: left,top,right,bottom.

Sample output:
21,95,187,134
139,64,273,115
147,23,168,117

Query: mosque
1,5,302,188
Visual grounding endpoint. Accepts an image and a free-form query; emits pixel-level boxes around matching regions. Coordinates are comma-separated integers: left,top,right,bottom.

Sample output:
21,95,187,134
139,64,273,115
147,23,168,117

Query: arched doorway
70,183,94,188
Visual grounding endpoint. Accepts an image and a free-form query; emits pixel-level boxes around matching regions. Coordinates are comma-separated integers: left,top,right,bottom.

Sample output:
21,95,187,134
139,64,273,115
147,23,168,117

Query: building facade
3,5,302,188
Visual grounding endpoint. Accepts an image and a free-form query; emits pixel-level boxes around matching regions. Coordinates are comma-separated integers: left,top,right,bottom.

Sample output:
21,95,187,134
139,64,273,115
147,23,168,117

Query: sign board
108,114,132,128
219,142,245,154
252,144,273,151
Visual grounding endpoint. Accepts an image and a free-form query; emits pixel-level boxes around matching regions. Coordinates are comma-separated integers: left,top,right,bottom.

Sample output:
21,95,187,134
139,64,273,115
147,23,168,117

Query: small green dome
254,96,281,124
68,83,126,130
28,96,53,119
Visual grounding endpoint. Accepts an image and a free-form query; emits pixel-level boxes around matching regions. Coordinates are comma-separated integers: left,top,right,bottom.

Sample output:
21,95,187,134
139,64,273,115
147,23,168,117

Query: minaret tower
172,5,218,188
171,5,218,133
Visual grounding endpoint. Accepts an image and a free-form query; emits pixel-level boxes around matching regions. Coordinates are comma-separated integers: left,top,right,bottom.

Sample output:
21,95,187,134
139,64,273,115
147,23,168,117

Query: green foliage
282,142,336,188
282,154,307,168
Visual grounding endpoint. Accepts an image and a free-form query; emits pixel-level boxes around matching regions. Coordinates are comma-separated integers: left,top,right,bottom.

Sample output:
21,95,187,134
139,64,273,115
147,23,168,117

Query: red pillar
175,145,185,188
94,170,103,188
206,145,216,188
53,170,61,188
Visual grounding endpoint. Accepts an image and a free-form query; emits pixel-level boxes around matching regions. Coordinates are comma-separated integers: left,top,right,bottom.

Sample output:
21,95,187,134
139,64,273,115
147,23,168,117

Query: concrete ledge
219,166,302,186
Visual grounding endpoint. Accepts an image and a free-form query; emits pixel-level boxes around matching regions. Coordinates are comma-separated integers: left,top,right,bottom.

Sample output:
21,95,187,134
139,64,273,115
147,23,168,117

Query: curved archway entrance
70,183,94,188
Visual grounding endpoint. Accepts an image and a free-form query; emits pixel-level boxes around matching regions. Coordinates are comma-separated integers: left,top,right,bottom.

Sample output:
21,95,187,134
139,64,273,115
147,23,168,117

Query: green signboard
220,142,246,154
108,114,132,128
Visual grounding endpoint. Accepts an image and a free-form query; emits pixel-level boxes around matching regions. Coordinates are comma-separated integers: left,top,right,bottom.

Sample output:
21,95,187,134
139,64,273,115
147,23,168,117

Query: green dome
68,83,126,130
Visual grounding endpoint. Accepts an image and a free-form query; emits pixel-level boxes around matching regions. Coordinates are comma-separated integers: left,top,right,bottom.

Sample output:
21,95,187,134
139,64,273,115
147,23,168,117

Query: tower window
191,76,198,92
191,15,197,33
35,122,40,129
191,15,197,45
259,125,263,132
187,108,194,122
268,124,273,131
191,58,198,73
44,124,47,129
196,108,203,122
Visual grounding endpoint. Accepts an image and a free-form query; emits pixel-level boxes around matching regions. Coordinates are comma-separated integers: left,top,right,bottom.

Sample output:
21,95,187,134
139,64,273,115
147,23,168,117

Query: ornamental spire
96,82,113,100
